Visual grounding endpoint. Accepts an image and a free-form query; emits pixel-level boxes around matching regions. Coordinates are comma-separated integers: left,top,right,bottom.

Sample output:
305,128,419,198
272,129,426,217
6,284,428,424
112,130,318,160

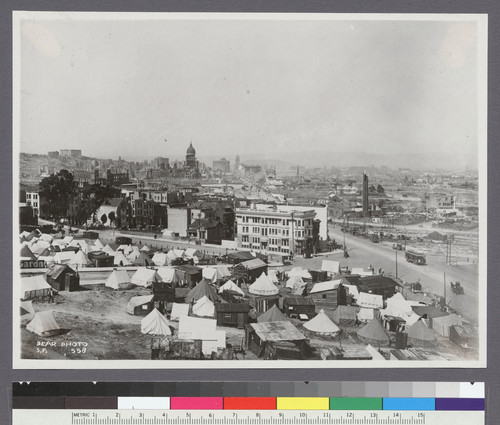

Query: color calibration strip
12,382,484,411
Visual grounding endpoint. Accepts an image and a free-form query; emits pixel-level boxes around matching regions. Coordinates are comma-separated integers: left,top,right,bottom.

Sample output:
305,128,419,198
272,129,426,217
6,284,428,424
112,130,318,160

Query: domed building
184,142,200,178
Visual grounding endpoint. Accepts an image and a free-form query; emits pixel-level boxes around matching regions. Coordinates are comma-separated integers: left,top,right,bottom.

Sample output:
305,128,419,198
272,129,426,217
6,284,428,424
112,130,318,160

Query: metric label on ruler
12,410,484,425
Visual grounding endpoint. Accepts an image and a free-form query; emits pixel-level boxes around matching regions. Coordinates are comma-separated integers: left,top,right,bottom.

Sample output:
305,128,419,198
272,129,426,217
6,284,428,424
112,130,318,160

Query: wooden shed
45,264,80,292
175,265,203,288
87,251,115,267
215,302,250,328
283,297,316,318
152,281,176,302
233,258,268,283
245,321,309,359
308,279,346,310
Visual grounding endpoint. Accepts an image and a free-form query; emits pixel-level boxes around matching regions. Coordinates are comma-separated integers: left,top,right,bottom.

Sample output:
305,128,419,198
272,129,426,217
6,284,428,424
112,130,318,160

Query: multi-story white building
236,204,316,255
25,191,40,215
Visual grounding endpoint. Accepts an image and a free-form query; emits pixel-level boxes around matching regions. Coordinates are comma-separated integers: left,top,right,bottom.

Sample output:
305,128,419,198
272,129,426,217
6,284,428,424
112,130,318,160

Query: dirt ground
21,284,475,362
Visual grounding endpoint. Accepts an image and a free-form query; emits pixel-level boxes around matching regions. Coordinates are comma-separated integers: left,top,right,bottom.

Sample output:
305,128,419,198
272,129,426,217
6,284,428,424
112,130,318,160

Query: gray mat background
1,1,498,424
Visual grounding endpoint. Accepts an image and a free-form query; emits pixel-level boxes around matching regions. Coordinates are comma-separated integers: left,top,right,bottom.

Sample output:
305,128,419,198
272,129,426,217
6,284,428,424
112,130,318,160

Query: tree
108,211,116,225
101,214,108,224
39,169,75,219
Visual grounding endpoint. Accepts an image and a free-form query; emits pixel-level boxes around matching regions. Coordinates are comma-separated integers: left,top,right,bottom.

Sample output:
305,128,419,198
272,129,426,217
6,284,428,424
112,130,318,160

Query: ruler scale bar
12,410,485,425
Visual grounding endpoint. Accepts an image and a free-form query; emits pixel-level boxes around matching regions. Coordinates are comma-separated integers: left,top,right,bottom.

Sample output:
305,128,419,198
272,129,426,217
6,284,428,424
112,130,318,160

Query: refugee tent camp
406,319,438,347
248,273,279,296
218,280,244,296
357,318,391,346
257,304,288,323
131,268,161,287
192,295,215,318
141,309,172,336
26,311,61,336
303,309,340,336
185,279,218,304
21,275,52,300
105,270,132,290
170,303,190,321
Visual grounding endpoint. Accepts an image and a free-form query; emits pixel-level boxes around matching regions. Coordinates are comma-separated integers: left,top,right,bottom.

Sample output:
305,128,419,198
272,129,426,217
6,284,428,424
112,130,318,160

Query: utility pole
291,211,295,259
443,272,446,307
395,250,398,279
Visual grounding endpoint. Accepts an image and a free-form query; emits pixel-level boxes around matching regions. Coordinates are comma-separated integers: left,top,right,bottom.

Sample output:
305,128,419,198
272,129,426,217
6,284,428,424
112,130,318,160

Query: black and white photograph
13,12,487,368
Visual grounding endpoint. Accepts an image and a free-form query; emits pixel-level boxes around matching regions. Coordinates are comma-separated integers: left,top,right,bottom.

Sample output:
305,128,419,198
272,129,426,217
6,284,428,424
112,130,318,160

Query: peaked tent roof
20,245,36,260
113,251,132,266
152,252,169,266
102,245,115,255
286,275,304,289
140,245,150,252
141,309,172,335
93,238,104,249
105,270,132,290
192,295,215,317
288,267,312,279
46,264,76,279
321,260,340,274
332,305,360,325
127,250,141,261
130,268,161,287
68,250,91,267
157,267,180,284
248,273,279,296
382,292,413,319
357,318,391,346
406,319,437,345
26,311,60,336
304,309,340,334
20,300,35,317
257,304,288,323
170,303,190,320
185,279,218,304
133,252,154,266
21,275,52,296
218,280,244,296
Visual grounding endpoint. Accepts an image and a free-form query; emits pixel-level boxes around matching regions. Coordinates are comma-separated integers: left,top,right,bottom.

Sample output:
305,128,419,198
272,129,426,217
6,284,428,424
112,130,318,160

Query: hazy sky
18,14,482,161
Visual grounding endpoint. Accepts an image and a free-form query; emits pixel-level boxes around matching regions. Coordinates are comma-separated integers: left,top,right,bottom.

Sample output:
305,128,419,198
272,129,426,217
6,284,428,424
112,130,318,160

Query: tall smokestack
362,171,369,217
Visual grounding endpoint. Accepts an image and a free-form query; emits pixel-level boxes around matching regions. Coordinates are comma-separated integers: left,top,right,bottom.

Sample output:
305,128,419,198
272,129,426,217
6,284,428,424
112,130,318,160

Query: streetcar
405,249,426,265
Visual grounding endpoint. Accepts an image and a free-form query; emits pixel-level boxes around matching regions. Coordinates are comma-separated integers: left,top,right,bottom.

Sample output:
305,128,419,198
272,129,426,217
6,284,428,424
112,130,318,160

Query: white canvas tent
141,309,172,335
202,266,230,283
303,309,340,335
170,303,190,321
117,245,133,255
102,245,115,255
321,260,340,274
288,267,312,280
381,292,414,320
357,307,376,323
140,245,150,252
184,248,202,259
113,251,132,266
267,269,279,284
93,238,104,249
177,316,226,355
105,270,132,290
21,275,52,300
192,295,215,317
218,280,244,296
26,311,61,336
68,250,91,268
157,267,180,284
248,273,279,296
357,292,383,309
131,268,161,287
53,251,76,264
152,252,169,266
127,250,141,262
20,300,35,317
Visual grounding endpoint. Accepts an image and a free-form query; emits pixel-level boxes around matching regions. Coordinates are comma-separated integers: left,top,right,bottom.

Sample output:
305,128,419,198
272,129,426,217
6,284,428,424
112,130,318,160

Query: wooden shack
247,294,280,314
152,281,176,302
245,321,309,359
175,265,203,288
87,251,115,267
283,297,316,318
215,302,250,328
45,264,80,292
233,258,268,283
308,279,346,310
345,275,402,299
